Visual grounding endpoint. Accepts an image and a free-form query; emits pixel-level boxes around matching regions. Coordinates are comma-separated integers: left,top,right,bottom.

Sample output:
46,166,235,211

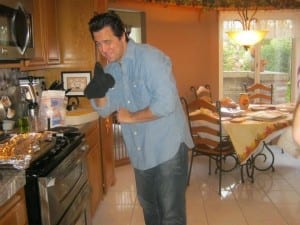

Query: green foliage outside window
223,37,291,73
261,38,291,73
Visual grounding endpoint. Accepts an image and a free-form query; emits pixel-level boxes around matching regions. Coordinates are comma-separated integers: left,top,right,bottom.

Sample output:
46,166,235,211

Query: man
84,11,193,225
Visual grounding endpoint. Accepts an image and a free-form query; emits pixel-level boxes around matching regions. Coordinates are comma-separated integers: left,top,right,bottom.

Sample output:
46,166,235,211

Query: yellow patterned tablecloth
223,113,292,164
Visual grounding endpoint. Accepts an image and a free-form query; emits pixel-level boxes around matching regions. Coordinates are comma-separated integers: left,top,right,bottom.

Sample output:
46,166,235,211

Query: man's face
93,26,126,63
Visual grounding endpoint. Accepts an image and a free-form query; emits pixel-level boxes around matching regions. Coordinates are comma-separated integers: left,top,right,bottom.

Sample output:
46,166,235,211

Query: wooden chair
190,84,212,102
244,83,282,155
181,97,239,195
244,83,273,104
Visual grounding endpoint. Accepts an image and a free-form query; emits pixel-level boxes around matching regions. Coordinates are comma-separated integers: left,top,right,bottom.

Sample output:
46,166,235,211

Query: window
219,9,300,103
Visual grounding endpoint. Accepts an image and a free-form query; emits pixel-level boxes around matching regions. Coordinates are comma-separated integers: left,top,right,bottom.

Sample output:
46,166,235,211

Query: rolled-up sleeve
145,51,178,117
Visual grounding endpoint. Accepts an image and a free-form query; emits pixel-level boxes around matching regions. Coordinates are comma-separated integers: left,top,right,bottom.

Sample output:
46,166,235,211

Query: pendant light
226,1,268,50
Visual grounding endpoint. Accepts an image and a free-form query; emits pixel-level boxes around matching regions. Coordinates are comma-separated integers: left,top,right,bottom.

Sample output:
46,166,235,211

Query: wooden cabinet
99,117,116,192
0,188,28,225
85,116,115,216
24,0,60,68
85,119,104,216
55,0,108,69
56,0,95,69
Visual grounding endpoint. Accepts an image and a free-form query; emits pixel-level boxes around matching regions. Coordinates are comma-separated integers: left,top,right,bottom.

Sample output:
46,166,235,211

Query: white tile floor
92,146,300,225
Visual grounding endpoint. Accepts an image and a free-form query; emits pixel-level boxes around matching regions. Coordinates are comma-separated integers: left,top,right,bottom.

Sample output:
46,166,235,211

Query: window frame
219,9,300,102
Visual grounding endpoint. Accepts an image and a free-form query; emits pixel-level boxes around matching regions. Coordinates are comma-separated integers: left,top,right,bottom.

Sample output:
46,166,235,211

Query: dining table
221,103,295,182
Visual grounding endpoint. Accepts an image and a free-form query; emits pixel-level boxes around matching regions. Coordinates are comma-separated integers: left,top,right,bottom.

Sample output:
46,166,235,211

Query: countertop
0,169,26,207
65,104,98,126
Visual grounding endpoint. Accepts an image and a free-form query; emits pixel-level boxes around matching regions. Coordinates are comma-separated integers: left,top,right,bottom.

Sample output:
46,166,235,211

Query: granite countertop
0,169,26,207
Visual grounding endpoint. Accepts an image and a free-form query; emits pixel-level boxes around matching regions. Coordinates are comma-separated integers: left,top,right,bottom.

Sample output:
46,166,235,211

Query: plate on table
230,117,247,123
221,117,232,121
276,104,295,113
221,107,244,117
249,105,268,111
250,111,285,121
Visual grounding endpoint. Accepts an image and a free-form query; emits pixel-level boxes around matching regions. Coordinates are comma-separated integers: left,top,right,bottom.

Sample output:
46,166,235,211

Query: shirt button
133,84,137,88
133,131,137,135
127,100,131,104
137,147,141,151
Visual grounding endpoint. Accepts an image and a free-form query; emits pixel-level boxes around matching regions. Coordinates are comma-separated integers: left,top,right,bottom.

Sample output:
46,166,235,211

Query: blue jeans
134,143,188,225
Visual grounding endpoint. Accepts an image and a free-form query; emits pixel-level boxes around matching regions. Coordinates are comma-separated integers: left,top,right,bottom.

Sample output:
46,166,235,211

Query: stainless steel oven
25,127,91,225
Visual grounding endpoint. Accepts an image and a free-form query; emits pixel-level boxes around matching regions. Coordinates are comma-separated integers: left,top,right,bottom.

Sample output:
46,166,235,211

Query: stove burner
27,127,84,176
49,136,70,156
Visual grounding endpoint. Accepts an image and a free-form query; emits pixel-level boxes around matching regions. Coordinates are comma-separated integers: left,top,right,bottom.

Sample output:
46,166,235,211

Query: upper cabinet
56,0,99,69
2,0,107,70
23,0,60,68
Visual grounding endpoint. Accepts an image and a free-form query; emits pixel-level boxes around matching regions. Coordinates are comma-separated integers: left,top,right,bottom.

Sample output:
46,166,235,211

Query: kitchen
0,0,300,225
0,0,113,224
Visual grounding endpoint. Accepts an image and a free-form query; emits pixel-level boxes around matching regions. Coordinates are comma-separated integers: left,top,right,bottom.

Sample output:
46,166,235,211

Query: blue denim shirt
91,40,193,170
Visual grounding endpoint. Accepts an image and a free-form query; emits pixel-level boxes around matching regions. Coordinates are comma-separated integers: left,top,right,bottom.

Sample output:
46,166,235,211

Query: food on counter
0,132,43,161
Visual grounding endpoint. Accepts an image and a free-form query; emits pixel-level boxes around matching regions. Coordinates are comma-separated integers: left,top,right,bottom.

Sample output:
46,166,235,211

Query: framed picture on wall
61,71,91,96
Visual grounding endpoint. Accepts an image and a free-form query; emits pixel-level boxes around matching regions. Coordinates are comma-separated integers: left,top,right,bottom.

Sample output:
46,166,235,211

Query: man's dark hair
88,11,129,42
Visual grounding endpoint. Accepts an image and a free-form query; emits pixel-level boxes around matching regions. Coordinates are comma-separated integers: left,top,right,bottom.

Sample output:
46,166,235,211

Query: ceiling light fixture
226,1,268,50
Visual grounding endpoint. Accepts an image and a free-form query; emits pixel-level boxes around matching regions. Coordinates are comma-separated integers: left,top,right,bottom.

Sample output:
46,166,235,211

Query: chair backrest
181,97,224,149
244,83,273,104
190,84,212,102
189,101,223,149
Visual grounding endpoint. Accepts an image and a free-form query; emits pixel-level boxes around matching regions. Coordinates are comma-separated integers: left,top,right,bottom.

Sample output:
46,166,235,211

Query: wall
108,0,220,100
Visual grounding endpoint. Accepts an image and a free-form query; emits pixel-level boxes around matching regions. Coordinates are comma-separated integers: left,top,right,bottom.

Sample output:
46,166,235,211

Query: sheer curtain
221,9,300,38
220,9,300,101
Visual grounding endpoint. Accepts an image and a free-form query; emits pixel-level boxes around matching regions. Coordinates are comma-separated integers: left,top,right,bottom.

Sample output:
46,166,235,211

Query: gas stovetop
26,126,84,176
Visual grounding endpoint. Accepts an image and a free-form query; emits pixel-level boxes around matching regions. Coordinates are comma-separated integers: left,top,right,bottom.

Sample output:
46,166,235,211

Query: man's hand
117,108,133,123
84,62,115,99
117,107,159,124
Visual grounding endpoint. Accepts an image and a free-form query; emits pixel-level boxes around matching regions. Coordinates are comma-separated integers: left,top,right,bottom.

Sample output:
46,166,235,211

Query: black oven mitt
84,62,115,99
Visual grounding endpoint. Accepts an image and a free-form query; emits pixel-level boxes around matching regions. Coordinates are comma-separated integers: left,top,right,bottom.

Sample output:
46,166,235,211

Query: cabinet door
43,0,60,65
85,120,104,216
24,0,60,67
100,117,116,192
27,0,46,66
0,189,28,225
56,0,95,68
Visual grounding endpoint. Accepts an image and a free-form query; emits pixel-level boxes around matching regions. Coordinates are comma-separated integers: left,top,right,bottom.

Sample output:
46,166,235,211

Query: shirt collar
120,39,136,64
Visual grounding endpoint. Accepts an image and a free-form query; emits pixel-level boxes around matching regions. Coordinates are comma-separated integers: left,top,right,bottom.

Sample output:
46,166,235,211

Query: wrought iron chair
190,84,212,102
243,83,273,104
181,97,239,195
244,83,282,160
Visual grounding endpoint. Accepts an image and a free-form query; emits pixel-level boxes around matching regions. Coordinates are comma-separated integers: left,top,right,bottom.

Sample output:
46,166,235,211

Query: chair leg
208,157,212,175
187,151,194,185
218,156,222,195
240,164,244,183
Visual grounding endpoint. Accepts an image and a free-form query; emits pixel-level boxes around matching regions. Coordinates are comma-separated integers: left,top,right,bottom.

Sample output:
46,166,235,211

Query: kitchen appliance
19,76,46,104
24,127,91,225
0,0,34,61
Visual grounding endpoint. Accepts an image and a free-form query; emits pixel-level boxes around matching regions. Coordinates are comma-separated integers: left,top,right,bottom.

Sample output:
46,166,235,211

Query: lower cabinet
85,119,104,217
0,188,28,225
84,117,116,217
